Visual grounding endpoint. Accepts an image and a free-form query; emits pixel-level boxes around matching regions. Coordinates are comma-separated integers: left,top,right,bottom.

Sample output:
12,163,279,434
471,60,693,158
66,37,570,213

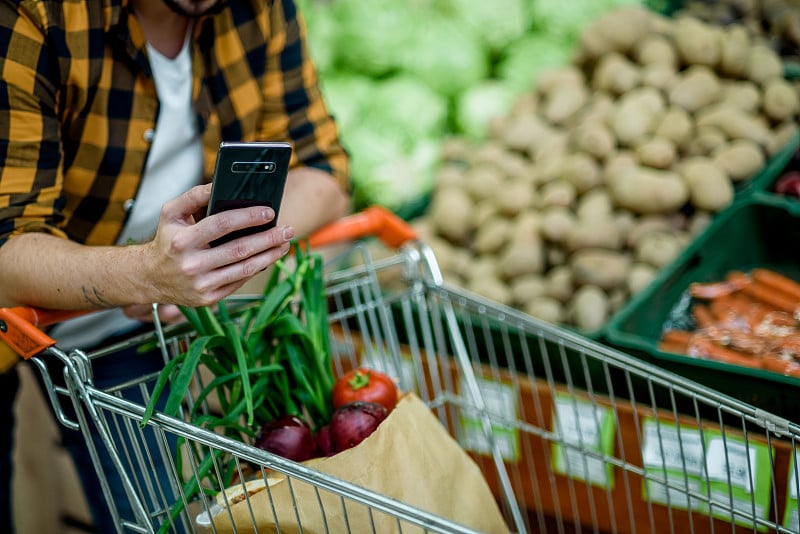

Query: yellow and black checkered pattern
0,0,349,247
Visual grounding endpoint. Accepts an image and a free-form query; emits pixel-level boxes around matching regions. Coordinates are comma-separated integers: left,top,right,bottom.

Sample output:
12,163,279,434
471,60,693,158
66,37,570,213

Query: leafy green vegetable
455,80,517,140
140,242,333,531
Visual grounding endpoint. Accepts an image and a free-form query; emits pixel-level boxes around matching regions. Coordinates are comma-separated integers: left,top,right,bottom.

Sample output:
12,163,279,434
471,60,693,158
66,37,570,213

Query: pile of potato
673,0,800,61
411,5,800,333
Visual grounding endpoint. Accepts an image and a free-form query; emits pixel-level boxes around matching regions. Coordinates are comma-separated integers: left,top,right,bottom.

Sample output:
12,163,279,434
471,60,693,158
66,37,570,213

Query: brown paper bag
205,393,510,533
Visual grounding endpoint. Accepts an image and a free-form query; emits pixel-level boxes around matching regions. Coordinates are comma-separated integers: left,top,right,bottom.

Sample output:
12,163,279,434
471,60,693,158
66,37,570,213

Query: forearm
0,233,153,309
279,167,350,237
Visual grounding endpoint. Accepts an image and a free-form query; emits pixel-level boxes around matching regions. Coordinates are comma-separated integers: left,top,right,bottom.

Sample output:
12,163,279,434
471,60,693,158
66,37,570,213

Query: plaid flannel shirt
0,0,349,247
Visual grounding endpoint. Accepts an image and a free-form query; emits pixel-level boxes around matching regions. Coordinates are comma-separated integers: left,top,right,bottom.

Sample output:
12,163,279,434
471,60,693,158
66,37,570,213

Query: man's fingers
161,183,213,222
199,206,278,249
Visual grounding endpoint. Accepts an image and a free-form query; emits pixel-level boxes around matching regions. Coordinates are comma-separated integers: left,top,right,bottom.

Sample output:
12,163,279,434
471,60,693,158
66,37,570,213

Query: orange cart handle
0,206,417,359
0,307,87,359
307,205,417,250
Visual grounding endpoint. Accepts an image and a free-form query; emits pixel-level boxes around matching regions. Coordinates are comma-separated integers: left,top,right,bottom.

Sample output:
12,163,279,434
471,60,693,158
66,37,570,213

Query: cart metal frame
3,207,800,533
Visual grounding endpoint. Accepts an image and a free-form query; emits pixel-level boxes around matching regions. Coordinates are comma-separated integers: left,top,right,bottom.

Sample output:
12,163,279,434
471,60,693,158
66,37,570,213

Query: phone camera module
232,161,276,173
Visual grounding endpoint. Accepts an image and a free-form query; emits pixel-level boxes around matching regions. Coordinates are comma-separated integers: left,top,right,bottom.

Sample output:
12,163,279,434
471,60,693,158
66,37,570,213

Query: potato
429,187,473,243
544,265,574,303
719,80,761,114
668,65,722,113
768,121,800,157
718,24,751,78
635,231,684,269
695,106,773,147
572,122,615,159
627,262,657,295
747,44,783,84
542,84,589,126
575,189,614,221
609,166,689,214
763,78,800,122
497,214,545,279
464,164,505,200
712,140,765,182
538,179,577,208
524,297,565,325
560,153,602,194
635,34,678,68
640,64,679,91
685,125,727,156
565,220,622,251
577,6,654,60
570,248,631,290
540,206,576,243
625,215,673,248
434,164,466,190
536,66,585,96
500,114,555,153
673,17,721,67
655,107,694,146
510,274,547,304
467,276,512,306
569,285,610,333
472,216,512,255
611,88,666,146
603,151,638,188
678,157,733,212
635,137,677,169
592,53,641,95
493,179,536,216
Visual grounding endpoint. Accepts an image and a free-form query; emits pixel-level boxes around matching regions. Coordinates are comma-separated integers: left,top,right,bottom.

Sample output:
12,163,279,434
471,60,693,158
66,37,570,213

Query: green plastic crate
745,130,800,201
605,195,800,421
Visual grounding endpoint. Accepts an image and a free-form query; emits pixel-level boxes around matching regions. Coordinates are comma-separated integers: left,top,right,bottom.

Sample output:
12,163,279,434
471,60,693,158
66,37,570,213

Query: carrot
751,268,800,301
740,281,800,314
688,275,750,299
691,303,717,329
762,355,800,377
688,337,762,369
659,340,690,354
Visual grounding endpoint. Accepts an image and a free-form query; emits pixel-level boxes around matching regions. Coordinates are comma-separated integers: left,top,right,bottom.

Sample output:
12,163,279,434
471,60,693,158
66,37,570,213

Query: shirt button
143,129,155,142
123,199,135,212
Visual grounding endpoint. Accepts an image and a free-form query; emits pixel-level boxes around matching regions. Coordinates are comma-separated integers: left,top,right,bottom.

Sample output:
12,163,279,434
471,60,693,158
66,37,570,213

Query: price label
459,377,519,461
704,432,772,529
783,452,800,530
642,421,704,476
640,420,705,511
706,437,757,494
551,395,615,488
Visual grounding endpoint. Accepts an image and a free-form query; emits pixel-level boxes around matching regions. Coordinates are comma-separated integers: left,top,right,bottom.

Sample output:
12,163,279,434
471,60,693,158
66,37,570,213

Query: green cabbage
455,81,517,139
496,33,577,94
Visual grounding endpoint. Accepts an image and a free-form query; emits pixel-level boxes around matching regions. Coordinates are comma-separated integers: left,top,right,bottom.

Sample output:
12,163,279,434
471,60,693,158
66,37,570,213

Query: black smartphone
206,141,292,247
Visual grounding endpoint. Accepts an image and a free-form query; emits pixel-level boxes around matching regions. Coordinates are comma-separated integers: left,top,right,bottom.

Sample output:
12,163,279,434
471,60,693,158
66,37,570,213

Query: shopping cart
3,206,800,534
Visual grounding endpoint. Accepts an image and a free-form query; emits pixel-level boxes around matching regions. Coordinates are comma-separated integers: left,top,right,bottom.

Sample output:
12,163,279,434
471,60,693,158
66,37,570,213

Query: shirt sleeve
257,0,350,193
0,2,68,247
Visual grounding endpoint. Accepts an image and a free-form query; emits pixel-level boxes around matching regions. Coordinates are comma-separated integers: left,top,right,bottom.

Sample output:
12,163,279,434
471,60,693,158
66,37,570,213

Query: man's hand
143,183,295,308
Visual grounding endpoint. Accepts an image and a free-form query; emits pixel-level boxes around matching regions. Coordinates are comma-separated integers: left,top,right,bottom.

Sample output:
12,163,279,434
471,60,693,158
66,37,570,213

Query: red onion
775,171,800,198
254,415,318,462
329,401,388,453
315,425,334,457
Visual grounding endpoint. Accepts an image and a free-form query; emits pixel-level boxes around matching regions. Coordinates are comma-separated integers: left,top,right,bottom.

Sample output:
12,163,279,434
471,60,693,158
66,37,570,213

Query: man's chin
161,0,226,18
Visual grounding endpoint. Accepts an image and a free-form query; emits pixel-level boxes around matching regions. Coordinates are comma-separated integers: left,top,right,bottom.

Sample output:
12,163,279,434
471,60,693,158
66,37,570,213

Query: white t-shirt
50,32,204,350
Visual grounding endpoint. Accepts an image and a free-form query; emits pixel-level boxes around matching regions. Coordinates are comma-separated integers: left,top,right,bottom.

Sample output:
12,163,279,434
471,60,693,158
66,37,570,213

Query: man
0,0,350,531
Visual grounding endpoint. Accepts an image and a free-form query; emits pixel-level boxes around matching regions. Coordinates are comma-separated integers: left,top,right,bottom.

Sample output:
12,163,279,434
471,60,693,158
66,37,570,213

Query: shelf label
459,376,520,462
551,394,616,489
783,451,800,531
640,419,705,511
704,432,772,530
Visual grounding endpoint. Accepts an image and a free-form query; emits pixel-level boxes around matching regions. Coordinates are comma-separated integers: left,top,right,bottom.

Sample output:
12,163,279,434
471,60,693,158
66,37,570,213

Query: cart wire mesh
7,233,800,534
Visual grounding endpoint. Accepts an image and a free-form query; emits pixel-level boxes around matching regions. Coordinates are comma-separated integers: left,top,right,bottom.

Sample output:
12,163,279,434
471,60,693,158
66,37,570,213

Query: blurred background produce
296,0,642,216
294,0,800,336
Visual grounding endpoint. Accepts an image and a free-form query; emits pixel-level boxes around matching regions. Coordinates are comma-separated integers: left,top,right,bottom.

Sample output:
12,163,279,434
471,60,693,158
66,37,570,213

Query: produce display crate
745,131,800,201
605,194,800,421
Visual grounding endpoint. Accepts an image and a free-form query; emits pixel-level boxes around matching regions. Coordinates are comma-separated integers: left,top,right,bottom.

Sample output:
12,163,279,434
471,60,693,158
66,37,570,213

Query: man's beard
161,0,226,18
